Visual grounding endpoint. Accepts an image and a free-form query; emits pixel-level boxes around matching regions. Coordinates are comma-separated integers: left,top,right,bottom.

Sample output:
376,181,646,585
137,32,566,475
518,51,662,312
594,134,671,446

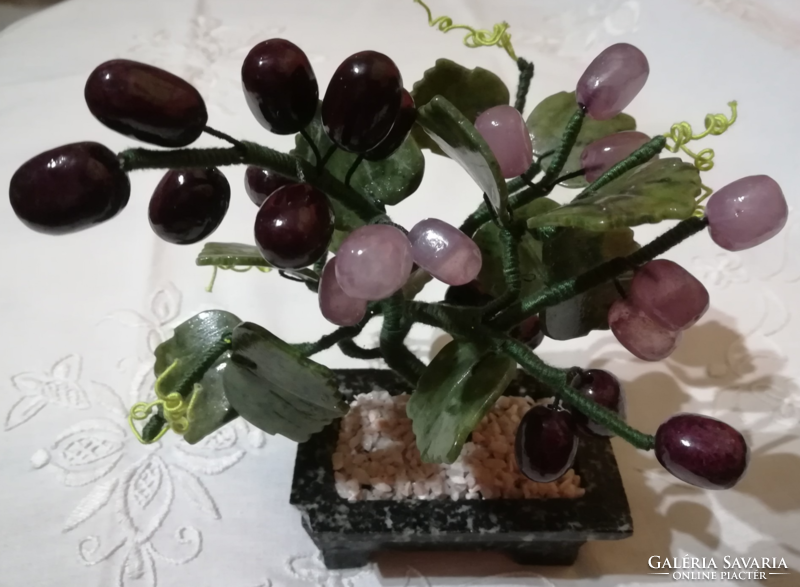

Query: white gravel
333,391,585,502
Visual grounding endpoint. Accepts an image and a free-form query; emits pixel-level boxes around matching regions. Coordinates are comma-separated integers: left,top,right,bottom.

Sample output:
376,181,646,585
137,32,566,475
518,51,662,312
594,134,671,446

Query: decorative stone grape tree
8,19,787,495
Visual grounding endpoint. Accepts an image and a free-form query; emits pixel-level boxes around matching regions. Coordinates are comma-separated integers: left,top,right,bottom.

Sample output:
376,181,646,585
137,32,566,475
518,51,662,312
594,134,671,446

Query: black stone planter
291,369,632,570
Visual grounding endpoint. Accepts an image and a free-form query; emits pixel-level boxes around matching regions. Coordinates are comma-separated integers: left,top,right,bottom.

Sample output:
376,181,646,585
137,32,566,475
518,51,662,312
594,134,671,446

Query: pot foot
320,547,375,569
506,541,584,566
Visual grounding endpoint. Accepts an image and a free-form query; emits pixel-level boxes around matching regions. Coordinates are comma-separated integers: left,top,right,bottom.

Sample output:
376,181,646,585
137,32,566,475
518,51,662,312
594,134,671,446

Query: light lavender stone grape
318,257,367,326
407,218,482,286
629,260,709,331
706,175,788,251
580,131,651,182
474,105,533,178
608,299,682,361
335,224,413,301
576,43,649,120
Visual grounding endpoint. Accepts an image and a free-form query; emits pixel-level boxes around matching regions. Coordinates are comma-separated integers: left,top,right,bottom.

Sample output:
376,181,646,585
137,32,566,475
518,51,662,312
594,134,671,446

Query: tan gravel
333,391,585,501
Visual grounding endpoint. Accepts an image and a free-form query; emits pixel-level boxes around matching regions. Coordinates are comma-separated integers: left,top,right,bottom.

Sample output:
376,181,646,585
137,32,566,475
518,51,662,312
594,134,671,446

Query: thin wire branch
203,126,246,150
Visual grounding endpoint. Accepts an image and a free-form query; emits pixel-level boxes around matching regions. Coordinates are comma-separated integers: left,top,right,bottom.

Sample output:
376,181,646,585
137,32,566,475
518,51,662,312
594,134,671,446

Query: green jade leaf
407,340,517,464
410,58,509,155
417,95,509,223
540,228,639,340
292,105,425,231
197,242,317,283
527,158,701,231
153,310,242,444
527,90,636,188
223,322,347,442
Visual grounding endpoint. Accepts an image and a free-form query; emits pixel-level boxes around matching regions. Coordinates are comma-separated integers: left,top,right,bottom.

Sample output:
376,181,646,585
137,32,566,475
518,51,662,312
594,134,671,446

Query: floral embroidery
126,3,286,115
24,285,265,587
286,554,372,587
6,354,88,430
692,253,749,288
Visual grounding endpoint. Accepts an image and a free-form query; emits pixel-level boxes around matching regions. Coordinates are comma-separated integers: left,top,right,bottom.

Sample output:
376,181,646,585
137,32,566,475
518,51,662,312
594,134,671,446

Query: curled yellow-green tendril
693,187,714,217
413,0,518,61
128,359,198,443
664,101,738,172
206,265,272,292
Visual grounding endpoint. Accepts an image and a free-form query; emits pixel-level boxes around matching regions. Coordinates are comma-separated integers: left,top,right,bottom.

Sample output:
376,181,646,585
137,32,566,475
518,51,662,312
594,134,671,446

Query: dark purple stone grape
572,369,626,437
655,413,749,490
84,59,207,147
515,405,578,483
512,315,545,350
244,166,295,206
254,183,334,268
9,142,130,235
322,51,403,153
241,39,318,135
148,168,230,245
364,89,416,161
630,259,709,331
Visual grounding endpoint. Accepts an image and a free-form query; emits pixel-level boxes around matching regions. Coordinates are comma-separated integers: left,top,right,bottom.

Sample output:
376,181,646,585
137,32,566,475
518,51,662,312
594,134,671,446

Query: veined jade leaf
224,322,347,442
153,310,242,444
406,340,517,464
473,198,559,298
527,90,636,188
292,106,424,223
540,228,639,340
196,242,268,267
527,158,701,231
184,361,238,444
196,242,317,283
417,95,508,222
410,58,509,156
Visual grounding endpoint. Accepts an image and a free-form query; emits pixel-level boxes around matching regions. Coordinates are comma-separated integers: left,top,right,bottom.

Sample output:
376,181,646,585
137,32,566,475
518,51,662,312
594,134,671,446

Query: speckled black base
290,369,632,570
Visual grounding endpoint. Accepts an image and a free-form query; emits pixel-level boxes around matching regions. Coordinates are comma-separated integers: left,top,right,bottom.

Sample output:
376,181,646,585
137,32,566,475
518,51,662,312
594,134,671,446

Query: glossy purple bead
407,219,482,286
474,105,533,178
515,406,578,483
573,369,626,437
608,299,682,361
576,43,649,120
706,175,789,251
364,89,416,161
149,168,230,245
322,51,403,153
9,142,130,235
241,39,318,135
335,225,413,301
655,413,749,489
630,260,709,331
244,166,295,206
254,183,333,269
581,131,651,182
84,60,207,147
318,257,368,326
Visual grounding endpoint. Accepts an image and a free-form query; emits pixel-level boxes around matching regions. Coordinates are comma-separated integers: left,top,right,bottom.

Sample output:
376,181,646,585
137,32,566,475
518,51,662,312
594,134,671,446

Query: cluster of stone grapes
6,36,789,493
244,43,484,323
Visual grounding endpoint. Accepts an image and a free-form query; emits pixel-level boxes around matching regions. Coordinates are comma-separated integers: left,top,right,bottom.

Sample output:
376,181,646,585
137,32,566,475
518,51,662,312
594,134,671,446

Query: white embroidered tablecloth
2,1,800,586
